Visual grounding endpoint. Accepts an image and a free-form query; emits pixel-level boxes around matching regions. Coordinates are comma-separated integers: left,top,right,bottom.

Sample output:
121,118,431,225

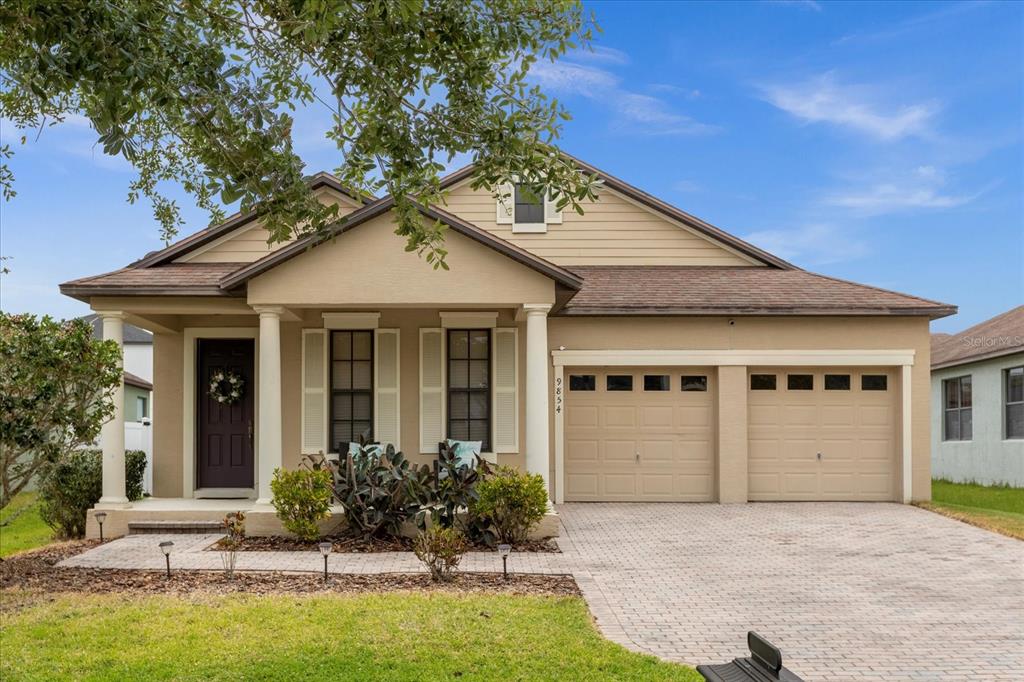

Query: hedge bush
38,449,147,538
472,466,548,545
413,526,467,582
270,467,332,541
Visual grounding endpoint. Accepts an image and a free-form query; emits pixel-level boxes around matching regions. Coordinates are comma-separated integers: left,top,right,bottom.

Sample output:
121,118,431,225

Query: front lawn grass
0,592,701,681
920,480,1024,540
0,492,53,558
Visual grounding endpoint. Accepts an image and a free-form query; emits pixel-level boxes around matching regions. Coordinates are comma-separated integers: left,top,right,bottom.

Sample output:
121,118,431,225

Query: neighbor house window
825,374,851,390
644,375,670,391
331,330,374,451
943,375,972,441
607,375,633,391
787,374,813,391
514,183,545,224
1006,366,1023,439
447,329,490,449
569,374,596,391
861,375,888,391
136,396,148,420
681,376,708,392
750,374,776,390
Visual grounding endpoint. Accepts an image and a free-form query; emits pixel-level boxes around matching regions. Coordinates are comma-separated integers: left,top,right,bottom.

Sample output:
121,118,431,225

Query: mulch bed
0,541,578,610
211,534,560,554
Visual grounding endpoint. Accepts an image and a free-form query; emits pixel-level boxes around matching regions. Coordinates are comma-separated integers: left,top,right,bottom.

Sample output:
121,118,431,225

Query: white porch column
523,304,552,490
255,306,284,505
97,312,129,507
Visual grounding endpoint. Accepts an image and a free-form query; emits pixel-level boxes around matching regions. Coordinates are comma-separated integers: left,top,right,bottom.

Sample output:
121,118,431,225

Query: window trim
1005,366,1024,440
643,374,671,391
511,182,549,234
824,374,851,391
606,374,634,392
750,374,777,391
568,374,596,391
680,375,708,392
446,328,492,451
787,374,814,391
330,329,375,452
942,374,973,442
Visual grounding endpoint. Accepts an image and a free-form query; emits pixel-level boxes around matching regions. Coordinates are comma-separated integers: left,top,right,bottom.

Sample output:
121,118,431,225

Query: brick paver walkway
60,503,1024,680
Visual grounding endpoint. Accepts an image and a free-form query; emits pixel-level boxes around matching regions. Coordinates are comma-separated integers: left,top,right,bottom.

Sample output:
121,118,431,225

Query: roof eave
557,306,958,317
58,284,239,301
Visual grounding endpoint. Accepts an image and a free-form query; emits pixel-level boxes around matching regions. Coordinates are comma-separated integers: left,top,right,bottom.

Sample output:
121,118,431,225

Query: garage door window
569,374,596,391
943,375,972,441
862,375,888,391
1004,367,1022,439
750,374,776,390
825,374,851,390
607,375,633,391
447,329,490,449
681,375,708,392
643,375,670,391
787,374,814,390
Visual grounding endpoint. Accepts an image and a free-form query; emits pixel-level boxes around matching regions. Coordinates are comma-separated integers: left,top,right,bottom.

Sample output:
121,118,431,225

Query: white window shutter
544,190,563,224
419,328,445,453
301,329,328,454
496,182,514,225
492,328,518,453
374,329,400,450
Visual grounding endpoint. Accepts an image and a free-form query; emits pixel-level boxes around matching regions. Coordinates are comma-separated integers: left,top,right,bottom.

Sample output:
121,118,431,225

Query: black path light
497,544,512,581
93,511,107,542
318,541,333,580
159,540,174,578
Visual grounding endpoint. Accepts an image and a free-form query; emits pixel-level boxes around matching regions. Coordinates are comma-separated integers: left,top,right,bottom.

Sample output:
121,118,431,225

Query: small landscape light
318,541,333,580
159,540,174,578
497,544,512,581
94,511,107,542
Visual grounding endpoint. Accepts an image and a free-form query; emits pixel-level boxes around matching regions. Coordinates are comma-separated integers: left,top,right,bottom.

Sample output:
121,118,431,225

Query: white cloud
568,45,631,65
766,0,822,11
673,179,701,193
530,58,717,136
760,73,939,140
824,165,983,215
648,83,702,99
742,223,868,265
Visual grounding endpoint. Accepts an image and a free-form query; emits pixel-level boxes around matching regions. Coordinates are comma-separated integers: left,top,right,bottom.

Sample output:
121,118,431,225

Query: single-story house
60,155,956,538
931,306,1024,486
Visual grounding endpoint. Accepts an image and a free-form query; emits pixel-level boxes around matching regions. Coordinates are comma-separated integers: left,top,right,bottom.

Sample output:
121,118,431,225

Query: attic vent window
514,184,545,224
497,180,562,233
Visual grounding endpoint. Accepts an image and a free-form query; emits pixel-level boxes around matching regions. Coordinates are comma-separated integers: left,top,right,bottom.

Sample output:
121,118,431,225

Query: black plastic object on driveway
697,631,804,682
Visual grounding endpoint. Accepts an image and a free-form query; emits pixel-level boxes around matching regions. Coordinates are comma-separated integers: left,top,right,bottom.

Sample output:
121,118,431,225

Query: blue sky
1,0,1021,332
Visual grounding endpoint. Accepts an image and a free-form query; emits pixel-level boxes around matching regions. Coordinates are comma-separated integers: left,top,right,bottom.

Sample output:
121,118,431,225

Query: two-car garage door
563,366,899,502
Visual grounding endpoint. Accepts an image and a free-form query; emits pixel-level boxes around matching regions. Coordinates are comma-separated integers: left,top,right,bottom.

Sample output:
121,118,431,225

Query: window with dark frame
943,375,972,441
569,374,596,391
750,374,777,390
1004,366,1023,439
787,374,814,390
644,375,670,391
330,330,373,452
607,375,633,391
681,375,708,392
861,374,888,391
514,183,545,224
825,374,851,390
447,329,490,449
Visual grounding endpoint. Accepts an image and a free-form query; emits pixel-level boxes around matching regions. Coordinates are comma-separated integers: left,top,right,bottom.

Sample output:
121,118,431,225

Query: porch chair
696,631,804,682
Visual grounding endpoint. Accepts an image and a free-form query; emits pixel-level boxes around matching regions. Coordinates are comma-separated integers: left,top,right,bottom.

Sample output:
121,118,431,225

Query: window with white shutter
374,329,400,449
492,328,518,453
419,328,445,453
301,329,328,454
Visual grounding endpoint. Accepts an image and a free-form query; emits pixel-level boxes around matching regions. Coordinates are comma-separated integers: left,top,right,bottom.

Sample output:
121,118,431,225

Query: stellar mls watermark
961,335,1023,350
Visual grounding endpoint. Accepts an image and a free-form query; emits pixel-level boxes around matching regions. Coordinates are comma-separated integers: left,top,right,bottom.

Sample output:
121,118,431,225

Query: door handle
816,452,822,461
248,420,254,444
635,452,640,463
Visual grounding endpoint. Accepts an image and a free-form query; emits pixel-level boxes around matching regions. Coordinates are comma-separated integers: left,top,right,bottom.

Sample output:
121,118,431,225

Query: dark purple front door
197,339,255,489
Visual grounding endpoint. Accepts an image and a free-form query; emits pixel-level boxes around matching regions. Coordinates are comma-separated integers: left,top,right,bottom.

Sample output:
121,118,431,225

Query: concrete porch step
127,521,224,535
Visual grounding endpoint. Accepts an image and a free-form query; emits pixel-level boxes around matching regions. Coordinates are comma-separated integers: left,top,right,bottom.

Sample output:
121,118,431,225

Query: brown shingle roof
931,306,1024,369
60,263,242,299
558,266,956,317
123,371,153,391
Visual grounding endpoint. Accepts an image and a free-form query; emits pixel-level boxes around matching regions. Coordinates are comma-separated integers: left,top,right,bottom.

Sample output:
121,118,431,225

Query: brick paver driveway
556,502,1024,681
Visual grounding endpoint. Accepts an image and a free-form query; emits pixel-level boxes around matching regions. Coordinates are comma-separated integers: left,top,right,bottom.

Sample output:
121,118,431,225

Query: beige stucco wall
441,179,758,266
178,186,363,263
246,213,556,307
151,331,184,497
547,315,933,501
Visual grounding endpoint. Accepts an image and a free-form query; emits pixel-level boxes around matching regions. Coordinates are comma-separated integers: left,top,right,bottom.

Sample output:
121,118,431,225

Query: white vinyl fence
125,419,154,495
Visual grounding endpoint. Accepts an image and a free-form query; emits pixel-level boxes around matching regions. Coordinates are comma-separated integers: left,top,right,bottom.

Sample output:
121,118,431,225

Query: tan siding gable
440,180,759,266
177,186,363,263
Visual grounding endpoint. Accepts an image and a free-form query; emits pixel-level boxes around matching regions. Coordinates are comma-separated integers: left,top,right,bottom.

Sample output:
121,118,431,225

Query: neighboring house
931,306,1024,487
60,156,956,538
83,313,155,420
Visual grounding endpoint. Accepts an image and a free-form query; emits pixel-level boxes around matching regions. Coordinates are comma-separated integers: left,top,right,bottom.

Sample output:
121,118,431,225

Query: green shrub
413,526,467,582
472,466,548,545
316,444,422,539
270,468,332,541
409,441,490,534
37,449,147,538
